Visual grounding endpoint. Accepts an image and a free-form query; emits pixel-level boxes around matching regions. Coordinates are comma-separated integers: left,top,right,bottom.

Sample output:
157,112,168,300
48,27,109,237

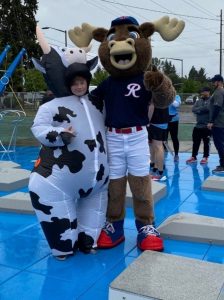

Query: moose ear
139,22,155,38
87,56,98,71
92,28,108,42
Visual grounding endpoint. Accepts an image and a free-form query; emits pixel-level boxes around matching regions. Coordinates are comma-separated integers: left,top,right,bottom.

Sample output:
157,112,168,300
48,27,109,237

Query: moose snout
108,38,135,51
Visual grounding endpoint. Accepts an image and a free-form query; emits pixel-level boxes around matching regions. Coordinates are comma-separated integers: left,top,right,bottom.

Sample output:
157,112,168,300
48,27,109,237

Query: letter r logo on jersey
125,83,141,98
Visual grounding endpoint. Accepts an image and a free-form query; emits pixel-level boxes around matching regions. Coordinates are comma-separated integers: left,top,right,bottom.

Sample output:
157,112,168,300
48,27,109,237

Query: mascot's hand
144,65,175,109
144,65,164,91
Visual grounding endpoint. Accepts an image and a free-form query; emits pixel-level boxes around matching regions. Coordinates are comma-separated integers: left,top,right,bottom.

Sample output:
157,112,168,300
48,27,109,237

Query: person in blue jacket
167,94,181,162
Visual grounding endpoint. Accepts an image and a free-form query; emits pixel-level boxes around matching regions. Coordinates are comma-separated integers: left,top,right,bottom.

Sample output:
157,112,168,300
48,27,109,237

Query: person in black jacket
207,74,224,174
41,90,55,105
186,87,211,164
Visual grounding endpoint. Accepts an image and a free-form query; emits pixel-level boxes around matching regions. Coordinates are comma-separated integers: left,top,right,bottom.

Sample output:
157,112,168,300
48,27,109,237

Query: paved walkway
171,140,217,155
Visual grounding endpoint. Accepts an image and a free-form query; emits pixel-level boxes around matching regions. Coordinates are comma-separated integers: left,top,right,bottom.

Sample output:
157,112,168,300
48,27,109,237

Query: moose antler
68,23,97,47
153,16,185,41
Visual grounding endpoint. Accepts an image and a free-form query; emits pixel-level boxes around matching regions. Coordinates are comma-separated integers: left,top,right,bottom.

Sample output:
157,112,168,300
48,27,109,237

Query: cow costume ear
139,22,155,38
92,28,108,42
87,56,98,71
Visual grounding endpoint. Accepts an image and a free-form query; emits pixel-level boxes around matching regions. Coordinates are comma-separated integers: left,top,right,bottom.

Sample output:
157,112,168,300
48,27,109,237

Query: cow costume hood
65,62,92,92
32,26,98,97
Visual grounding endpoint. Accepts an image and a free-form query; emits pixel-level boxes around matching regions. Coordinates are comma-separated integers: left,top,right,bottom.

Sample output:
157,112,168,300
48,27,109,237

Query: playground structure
0,109,26,153
0,45,27,153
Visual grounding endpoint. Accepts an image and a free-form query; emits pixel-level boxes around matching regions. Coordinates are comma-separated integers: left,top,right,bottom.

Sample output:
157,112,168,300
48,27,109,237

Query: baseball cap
200,87,210,93
111,16,139,27
210,74,223,82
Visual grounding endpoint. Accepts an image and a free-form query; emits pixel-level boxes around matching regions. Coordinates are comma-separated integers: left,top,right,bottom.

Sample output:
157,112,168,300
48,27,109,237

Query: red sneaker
186,157,197,164
97,221,125,249
151,174,167,181
137,225,164,251
200,157,208,164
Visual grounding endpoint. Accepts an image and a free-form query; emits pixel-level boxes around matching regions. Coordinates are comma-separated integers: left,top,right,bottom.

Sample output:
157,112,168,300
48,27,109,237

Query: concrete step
158,212,224,245
0,161,21,169
109,250,224,300
202,175,224,192
0,168,30,191
0,192,34,213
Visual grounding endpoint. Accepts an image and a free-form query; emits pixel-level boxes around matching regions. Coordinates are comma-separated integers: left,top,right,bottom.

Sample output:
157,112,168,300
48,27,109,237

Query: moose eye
70,50,74,54
129,31,140,39
61,48,66,52
107,33,115,41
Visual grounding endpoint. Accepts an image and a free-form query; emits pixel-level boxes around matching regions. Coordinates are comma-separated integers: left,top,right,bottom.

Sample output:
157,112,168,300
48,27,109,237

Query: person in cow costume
29,27,109,260
69,16,185,251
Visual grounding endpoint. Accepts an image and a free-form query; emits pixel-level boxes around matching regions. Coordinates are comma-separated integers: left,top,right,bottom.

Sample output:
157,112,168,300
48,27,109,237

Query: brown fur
93,23,154,78
128,174,154,225
106,176,127,222
144,71,175,108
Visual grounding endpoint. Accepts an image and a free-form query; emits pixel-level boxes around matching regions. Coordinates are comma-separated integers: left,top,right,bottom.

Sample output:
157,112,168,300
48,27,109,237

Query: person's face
212,81,217,87
201,91,210,98
212,80,222,89
70,76,88,96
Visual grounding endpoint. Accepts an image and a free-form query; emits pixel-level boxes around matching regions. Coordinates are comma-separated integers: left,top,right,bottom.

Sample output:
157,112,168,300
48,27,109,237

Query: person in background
186,87,212,164
207,74,224,174
41,90,55,105
148,103,169,181
167,94,181,162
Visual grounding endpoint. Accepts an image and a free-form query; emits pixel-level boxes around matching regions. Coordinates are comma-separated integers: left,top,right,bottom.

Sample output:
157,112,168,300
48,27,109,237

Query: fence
0,92,197,147
0,91,44,110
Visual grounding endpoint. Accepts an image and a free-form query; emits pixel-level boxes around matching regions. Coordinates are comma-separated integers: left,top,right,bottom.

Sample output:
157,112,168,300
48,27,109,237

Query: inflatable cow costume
29,27,109,259
69,16,185,251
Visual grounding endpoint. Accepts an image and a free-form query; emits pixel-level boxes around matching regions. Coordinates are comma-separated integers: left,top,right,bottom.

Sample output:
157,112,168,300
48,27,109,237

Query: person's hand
63,126,75,135
60,126,75,145
207,123,213,130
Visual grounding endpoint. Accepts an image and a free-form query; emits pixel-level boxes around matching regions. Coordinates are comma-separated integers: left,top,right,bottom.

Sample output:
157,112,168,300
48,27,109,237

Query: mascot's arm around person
28,27,109,260
69,15,185,252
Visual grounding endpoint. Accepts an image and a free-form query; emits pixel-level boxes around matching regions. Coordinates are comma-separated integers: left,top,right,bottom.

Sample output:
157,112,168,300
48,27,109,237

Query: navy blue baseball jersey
90,74,152,128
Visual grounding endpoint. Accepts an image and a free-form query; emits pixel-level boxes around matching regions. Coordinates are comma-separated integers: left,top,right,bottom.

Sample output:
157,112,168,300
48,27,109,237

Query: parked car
185,95,199,105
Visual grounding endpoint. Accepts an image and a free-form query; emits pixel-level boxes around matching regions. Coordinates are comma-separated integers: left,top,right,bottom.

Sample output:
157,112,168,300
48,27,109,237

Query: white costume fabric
29,95,109,256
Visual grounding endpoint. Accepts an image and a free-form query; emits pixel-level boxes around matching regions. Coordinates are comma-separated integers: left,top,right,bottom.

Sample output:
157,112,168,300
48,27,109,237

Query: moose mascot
69,15,185,251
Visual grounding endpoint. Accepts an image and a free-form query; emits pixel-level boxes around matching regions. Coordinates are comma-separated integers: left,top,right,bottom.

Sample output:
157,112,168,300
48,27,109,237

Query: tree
188,66,198,81
23,68,47,92
0,0,39,57
0,0,40,91
188,66,207,82
197,68,207,83
181,78,201,93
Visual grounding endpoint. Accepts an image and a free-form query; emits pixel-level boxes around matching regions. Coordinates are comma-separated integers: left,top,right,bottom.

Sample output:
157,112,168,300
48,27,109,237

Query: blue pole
0,45,11,67
0,48,26,95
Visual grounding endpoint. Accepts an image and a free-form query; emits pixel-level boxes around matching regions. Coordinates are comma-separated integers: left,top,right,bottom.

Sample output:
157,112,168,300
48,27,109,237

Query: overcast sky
35,0,224,78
